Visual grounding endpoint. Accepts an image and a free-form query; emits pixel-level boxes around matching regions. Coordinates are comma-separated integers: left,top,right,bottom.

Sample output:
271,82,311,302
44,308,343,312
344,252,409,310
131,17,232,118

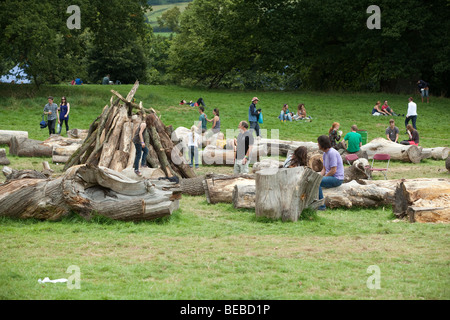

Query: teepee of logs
63,81,196,179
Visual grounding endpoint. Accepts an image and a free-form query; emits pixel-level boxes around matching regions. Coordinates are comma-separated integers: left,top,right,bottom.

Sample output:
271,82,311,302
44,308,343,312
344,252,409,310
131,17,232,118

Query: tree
157,6,181,33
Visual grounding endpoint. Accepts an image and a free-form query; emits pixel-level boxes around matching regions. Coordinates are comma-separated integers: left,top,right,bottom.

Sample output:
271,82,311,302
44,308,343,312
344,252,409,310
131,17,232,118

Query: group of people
278,103,312,122
43,96,71,136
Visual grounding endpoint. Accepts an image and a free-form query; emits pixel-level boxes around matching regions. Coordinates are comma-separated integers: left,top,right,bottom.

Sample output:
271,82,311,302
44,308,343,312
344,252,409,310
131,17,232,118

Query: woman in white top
187,125,201,169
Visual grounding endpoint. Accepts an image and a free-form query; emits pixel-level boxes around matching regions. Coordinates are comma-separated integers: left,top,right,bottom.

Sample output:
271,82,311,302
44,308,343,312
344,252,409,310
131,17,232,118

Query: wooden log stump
255,167,322,222
203,174,255,204
393,179,450,222
0,148,10,165
233,184,257,209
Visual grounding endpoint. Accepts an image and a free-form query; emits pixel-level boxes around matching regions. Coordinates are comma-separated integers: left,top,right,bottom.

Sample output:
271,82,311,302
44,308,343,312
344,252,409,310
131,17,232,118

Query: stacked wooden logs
63,81,195,179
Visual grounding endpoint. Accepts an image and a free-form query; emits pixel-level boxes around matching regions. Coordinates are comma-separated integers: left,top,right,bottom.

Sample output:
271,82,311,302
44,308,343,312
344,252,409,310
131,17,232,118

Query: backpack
40,114,47,129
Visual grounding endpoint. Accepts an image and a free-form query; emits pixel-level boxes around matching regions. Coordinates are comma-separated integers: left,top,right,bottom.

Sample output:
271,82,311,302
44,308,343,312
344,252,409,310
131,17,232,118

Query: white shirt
187,132,200,147
407,101,417,117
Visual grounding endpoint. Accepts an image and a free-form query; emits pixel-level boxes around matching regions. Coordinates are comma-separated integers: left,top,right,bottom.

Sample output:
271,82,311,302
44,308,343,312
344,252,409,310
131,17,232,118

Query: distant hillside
146,1,191,35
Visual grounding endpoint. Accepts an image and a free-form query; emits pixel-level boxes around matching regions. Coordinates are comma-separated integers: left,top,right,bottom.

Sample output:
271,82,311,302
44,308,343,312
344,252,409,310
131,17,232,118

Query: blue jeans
405,115,417,130
249,121,260,137
189,146,199,168
318,176,343,209
134,142,149,171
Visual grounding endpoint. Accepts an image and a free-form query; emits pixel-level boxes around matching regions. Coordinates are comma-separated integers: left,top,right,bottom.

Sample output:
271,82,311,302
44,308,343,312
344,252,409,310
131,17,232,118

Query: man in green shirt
343,125,362,153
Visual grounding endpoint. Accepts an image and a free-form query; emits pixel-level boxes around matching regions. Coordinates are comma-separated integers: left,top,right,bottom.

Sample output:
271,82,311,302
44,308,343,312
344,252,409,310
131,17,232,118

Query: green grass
0,83,449,299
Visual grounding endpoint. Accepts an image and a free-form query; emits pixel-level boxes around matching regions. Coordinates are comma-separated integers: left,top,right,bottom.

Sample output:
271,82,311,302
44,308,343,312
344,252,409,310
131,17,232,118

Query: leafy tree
157,7,181,33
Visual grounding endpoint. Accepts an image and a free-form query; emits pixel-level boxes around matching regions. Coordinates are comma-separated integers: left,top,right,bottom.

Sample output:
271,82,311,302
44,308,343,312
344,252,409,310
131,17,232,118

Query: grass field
0,83,449,300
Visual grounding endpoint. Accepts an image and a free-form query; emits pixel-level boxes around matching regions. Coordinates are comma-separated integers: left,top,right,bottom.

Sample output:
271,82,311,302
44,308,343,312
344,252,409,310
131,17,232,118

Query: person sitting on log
328,122,344,150
386,119,399,143
343,125,362,154
132,113,149,176
216,132,227,149
283,146,308,168
400,124,419,146
317,135,344,211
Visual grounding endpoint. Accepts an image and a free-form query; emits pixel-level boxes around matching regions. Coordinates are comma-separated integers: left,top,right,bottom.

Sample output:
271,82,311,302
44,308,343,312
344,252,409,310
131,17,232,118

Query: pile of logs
0,164,181,221
63,81,195,179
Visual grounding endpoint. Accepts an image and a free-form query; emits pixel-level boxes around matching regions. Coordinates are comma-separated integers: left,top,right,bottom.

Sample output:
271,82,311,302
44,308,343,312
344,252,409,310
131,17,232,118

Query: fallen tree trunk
0,165,180,221
0,130,28,146
322,180,394,208
259,139,319,156
255,167,323,222
393,178,450,223
0,148,10,165
67,129,89,140
343,158,369,182
52,144,82,163
420,147,449,160
9,136,52,157
203,174,255,204
202,144,267,166
252,159,283,173
360,138,422,163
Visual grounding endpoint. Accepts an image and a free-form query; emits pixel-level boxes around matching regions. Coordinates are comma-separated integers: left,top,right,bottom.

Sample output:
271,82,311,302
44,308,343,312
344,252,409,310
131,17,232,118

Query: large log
393,179,450,222
0,165,180,221
343,158,369,182
259,139,319,156
360,138,422,163
203,174,255,204
421,147,449,161
9,136,52,157
323,180,394,208
67,129,89,140
0,148,10,165
233,184,257,209
252,159,283,173
202,144,267,166
52,144,81,163
255,167,323,222
0,130,28,146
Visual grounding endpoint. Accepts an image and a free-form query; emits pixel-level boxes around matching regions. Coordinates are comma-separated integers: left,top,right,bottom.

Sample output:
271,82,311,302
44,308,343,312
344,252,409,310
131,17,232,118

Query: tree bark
360,138,422,163
255,167,323,222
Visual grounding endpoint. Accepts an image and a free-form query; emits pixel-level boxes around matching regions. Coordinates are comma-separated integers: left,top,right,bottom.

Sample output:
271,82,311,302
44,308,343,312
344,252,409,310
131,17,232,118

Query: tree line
1,0,449,96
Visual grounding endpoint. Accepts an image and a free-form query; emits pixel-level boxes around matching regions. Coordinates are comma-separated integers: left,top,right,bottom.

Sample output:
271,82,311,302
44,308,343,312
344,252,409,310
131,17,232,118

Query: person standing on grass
405,97,418,130
400,124,419,146
343,125,362,154
132,114,149,176
43,96,58,136
417,80,429,103
234,121,254,174
317,135,344,211
187,125,201,169
386,119,399,143
198,106,208,133
57,96,70,135
248,97,261,138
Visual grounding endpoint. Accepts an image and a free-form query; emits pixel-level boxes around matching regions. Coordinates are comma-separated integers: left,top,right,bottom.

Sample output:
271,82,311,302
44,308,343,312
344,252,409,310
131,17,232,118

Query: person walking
417,80,429,103
187,125,201,169
234,121,254,174
405,97,418,130
57,96,70,135
43,96,58,136
317,135,344,211
132,115,149,176
386,119,399,143
343,125,362,154
248,97,261,138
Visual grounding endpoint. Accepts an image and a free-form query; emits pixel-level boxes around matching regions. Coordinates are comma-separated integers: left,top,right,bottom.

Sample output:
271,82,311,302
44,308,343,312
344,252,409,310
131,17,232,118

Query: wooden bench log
255,167,322,222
